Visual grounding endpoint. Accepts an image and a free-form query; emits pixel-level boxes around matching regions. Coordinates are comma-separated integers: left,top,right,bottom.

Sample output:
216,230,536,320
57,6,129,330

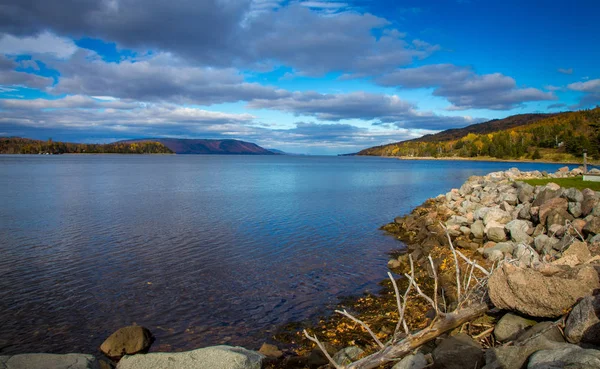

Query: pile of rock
381,166,600,369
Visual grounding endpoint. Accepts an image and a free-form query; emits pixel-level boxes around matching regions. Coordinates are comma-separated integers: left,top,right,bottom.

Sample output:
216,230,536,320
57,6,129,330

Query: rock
518,183,535,204
532,224,546,238
116,346,264,369
483,332,565,369
538,197,568,226
545,183,562,191
518,203,532,220
562,241,592,265
583,217,600,237
527,345,600,368
488,263,600,318
487,227,507,242
0,354,99,369
582,197,599,217
569,201,583,218
532,188,561,207
505,220,533,244
503,193,518,206
486,249,504,262
565,295,600,345
460,226,471,236
484,208,512,225
259,343,283,358
564,187,584,203
471,220,485,239
545,208,573,228
558,166,570,173
391,352,428,369
572,218,587,235
514,321,565,344
494,313,536,342
533,235,559,254
332,346,364,366
388,259,401,269
513,243,540,266
432,333,484,369
447,215,469,227
547,224,565,238
100,326,153,360
483,242,515,259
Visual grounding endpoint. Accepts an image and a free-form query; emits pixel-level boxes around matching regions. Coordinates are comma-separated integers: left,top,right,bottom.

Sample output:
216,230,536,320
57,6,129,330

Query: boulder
527,345,600,369
545,208,573,229
513,243,540,266
533,235,559,254
483,208,512,225
538,197,568,226
514,321,565,344
565,295,600,345
0,354,99,369
483,329,564,369
532,224,546,238
517,183,535,204
532,188,561,207
562,241,592,265
116,346,264,369
332,346,364,366
432,333,484,369
569,201,583,218
547,224,565,238
487,227,507,242
505,220,533,244
582,197,599,217
572,218,587,235
488,263,600,318
471,220,485,239
391,352,428,369
100,326,153,360
518,203,532,220
564,187,584,203
494,313,536,342
503,193,518,206
583,217,600,237
483,242,515,259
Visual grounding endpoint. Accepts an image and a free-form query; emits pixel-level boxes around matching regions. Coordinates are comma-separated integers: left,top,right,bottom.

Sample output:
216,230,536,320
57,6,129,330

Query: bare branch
335,309,385,349
388,272,411,338
455,248,490,276
303,329,342,369
427,255,439,314
440,222,462,301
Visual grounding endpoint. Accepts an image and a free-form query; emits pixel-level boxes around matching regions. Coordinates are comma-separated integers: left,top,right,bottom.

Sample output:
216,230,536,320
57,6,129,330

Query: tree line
0,137,174,154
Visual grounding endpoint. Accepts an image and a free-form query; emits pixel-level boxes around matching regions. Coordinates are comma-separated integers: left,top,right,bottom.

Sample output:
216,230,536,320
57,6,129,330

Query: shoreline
393,155,595,166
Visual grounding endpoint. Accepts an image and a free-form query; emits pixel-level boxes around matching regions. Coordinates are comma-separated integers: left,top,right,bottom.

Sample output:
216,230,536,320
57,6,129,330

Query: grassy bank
523,176,600,191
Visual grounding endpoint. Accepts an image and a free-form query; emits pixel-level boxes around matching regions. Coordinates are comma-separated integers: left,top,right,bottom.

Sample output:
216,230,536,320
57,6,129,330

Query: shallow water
0,155,565,354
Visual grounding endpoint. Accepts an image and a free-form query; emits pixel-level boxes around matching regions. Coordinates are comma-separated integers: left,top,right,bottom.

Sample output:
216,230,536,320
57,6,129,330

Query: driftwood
304,226,493,369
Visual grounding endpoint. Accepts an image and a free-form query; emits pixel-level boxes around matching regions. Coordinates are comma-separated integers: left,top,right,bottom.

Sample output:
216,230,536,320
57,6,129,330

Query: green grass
523,176,600,191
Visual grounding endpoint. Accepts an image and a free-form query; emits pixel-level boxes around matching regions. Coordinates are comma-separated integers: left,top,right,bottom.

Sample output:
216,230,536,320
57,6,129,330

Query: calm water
0,155,565,354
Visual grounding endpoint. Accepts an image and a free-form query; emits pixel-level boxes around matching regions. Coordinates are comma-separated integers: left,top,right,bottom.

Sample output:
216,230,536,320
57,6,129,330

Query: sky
0,0,599,155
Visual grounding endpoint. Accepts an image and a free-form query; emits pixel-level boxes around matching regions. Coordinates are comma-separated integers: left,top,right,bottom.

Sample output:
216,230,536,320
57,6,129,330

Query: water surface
0,155,565,354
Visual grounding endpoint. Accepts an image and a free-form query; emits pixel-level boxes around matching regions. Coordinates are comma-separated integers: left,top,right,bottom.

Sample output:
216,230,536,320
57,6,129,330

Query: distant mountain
357,108,600,162
266,148,286,155
0,137,173,154
124,138,275,155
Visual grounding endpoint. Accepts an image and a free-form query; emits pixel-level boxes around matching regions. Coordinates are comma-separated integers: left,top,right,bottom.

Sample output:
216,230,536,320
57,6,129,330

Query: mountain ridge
123,138,276,155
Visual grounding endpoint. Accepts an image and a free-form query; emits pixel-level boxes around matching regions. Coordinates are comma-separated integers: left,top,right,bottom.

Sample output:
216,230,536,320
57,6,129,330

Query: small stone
487,227,507,242
259,343,283,358
494,313,536,342
100,326,153,360
332,346,364,366
391,352,428,369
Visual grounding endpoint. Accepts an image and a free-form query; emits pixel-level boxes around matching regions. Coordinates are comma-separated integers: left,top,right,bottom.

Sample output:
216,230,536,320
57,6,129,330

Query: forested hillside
0,137,173,154
358,108,600,161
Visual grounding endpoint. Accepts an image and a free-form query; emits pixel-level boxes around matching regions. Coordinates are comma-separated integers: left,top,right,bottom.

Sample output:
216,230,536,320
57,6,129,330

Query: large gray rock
116,346,264,369
494,313,536,342
513,243,540,266
483,242,515,260
581,197,599,217
517,183,535,204
564,187,584,203
583,217,600,237
332,346,364,366
391,352,428,369
0,354,99,369
545,208,573,229
505,220,533,244
488,263,600,318
569,201,583,218
527,345,600,369
100,326,153,360
471,220,485,239
487,226,507,242
532,188,561,207
533,235,559,254
565,295,600,345
484,208,512,225
483,334,564,369
433,333,484,369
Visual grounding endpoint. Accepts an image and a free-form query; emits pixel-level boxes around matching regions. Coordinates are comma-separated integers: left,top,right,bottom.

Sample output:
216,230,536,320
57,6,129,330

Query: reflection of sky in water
0,155,566,354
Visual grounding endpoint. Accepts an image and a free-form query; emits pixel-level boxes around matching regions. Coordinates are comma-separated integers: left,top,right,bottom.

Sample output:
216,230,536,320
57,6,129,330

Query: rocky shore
3,166,600,369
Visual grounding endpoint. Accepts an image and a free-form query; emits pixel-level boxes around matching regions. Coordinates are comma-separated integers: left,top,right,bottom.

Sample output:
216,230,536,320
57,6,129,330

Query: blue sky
0,0,599,154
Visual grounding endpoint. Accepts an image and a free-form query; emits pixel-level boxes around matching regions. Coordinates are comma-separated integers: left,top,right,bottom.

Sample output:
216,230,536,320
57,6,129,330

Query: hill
125,138,275,155
0,137,173,154
357,108,600,162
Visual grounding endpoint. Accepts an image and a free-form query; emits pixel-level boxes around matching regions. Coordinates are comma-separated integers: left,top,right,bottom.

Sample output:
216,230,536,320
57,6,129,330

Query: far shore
390,155,598,166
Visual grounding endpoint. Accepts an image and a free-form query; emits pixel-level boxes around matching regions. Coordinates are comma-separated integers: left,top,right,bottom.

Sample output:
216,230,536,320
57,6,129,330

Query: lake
0,155,566,354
